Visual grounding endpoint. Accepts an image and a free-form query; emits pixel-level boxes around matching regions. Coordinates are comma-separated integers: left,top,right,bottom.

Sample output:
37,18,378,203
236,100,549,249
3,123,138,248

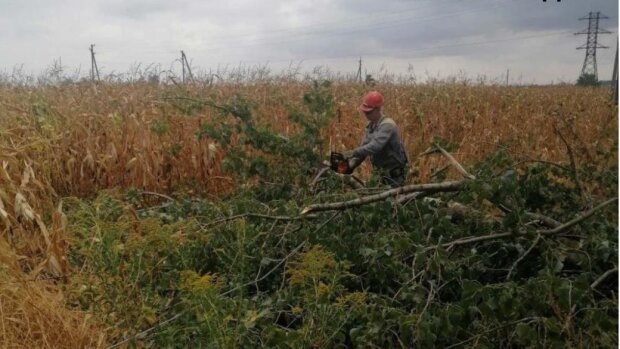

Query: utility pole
612,38,618,104
89,44,100,82
575,11,611,81
356,57,362,83
180,50,194,83
506,69,509,86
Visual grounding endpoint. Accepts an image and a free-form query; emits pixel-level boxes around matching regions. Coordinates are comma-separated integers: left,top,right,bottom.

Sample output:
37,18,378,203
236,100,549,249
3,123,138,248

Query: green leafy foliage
194,82,334,201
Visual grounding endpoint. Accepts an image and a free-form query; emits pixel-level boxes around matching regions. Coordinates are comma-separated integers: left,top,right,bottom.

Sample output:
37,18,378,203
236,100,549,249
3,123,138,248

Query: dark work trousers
378,167,407,188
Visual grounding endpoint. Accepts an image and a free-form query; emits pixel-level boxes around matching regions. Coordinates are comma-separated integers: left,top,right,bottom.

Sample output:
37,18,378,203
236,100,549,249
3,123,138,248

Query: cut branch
395,191,429,205
433,142,476,180
310,167,330,189
538,197,617,235
524,211,562,229
203,213,318,228
500,202,565,229
418,147,440,157
430,164,450,179
426,197,617,252
301,180,466,215
310,166,364,190
591,267,618,289
140,191,175,202
506,233,541,280
510,159,570,172
434,232,514,251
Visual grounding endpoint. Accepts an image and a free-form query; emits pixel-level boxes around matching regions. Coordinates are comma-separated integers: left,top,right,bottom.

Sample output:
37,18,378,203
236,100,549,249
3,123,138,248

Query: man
343,91,409,187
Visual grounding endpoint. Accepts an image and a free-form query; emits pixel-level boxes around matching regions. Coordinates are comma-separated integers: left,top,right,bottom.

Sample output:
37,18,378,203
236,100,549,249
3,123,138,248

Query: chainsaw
311,152,365,191
329,152,353,174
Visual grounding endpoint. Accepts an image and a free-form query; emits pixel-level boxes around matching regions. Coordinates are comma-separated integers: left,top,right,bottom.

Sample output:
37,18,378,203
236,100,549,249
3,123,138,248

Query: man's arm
351,123,396,159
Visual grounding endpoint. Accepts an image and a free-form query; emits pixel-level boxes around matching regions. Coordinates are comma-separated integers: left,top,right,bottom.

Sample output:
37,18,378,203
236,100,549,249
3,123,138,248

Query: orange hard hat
360,91,384,112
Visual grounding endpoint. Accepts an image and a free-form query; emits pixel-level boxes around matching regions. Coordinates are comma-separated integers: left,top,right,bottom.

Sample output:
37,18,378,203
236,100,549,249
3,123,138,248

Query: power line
86,2,506,56
206,30,573,66
185,4,506,53
190,0,447,44
85,30,575,73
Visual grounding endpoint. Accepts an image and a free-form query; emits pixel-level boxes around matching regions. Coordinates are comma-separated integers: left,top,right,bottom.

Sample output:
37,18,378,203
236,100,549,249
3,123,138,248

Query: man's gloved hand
347,157,360,169
342,150,355,159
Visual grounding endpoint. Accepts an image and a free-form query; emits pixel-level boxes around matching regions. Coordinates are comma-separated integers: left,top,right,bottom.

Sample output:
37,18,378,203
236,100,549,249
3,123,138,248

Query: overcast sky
0,0,617,84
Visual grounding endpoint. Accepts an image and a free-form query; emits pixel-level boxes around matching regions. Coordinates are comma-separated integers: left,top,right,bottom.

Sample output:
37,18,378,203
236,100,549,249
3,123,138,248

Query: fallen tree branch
506,233,541,280
310,166,365,191
524,211,562,229
340,173,365,189
499,201,565,229
430,164,450,179
591,267,618,289
136,202,173,214
418,147,441,157
106,312,184,349
310,167,331,189
203,213,318,228
445,317,543,349
443,201,501,224
434,232,514,251
510,159,570,172
301,180,466,215
538,197,617,235
433,142,476,180
140,191,175,202
415,281,435,328
426,197,617,252
395,191,429,206
221,241,307,296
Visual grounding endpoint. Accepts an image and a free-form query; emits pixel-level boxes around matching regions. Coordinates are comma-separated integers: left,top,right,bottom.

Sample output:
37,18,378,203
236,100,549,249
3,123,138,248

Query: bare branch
538,198,617,235
310,166,365,191
106,312,184,349
140,191,175,202
510,159,570,172
430,164,450,179
310,167,330,189
418,147,440,157
506,233,542,280
591,267,618,289
434,232,514,251
427,198,617,252
433,142,476,180
301,180,466,215
524,211,562,229
203,213,318,228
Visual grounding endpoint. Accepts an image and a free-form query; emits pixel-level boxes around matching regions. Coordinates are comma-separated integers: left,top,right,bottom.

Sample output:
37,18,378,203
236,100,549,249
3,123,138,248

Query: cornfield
0,80,617,348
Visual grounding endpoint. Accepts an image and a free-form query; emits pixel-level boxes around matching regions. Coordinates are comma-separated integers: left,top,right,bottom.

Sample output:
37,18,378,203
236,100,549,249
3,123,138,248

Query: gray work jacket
352,116,408,170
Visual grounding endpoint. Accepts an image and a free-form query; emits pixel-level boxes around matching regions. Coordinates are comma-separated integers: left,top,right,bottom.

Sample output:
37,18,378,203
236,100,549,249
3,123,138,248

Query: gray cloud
0,0,616,83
